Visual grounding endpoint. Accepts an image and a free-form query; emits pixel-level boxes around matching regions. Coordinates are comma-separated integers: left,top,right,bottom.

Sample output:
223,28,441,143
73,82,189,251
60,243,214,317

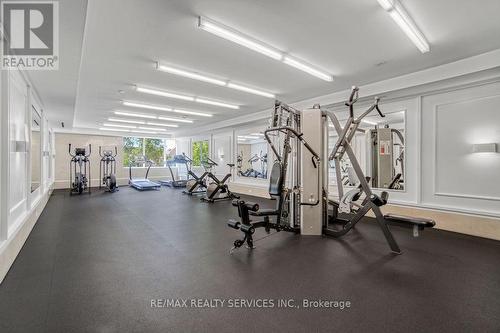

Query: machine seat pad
384,214,436,228
249,208,279,216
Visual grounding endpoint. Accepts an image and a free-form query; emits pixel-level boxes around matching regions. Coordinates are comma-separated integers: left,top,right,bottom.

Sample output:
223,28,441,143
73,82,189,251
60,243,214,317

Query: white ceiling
35,0,500,136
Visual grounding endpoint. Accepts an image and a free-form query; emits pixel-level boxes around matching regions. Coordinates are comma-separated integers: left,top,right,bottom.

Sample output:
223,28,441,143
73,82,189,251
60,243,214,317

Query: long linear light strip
198,16,333,82
103,122,176,130
108,118,145,124
123,101,172,112
111,112,192,124
146,122,179,128
121,101,213,118
114,111,157,119
99,127,161,135
157,63,275,98
112,112,179,127
136,86,239,109
103,123,136,129
377,0,430,53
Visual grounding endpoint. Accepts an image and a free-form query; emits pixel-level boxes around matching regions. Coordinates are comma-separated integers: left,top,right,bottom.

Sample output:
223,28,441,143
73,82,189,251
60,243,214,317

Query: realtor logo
1,1,59,70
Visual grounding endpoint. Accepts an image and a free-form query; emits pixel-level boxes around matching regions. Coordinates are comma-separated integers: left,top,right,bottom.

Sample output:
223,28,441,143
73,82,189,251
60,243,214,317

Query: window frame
122,137,176,168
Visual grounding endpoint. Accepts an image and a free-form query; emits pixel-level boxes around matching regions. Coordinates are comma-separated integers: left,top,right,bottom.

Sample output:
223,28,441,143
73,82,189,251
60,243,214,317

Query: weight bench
384,214,436,237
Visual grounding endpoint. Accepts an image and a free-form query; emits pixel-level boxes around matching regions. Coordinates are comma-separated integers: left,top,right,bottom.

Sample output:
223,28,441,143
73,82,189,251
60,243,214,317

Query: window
123,137,177,167
192,140,209,166
144,138,164,166
123,137,145,167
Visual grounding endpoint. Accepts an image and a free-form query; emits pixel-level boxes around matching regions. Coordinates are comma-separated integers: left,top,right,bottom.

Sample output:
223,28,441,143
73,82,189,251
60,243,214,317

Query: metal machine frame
69,144,91,195
201,158,239,203
99,146,118,192
128,156,161,191
228,88,435,254
160,154,190,188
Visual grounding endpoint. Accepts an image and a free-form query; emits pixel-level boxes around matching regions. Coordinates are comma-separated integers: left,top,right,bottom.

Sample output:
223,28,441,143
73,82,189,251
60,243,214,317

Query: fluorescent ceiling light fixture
136,86,239,109
377,0,430,53
146,122,179,128
136,86,194,101
226,83,275,98
157,62,275,98
123,101,172,112
198,16,282,60
114,111,156,119
194,97,239,109
173,109,213,117
138,126,167,131
124,100,213,118
130,130,158,134
108,118,145,124
157,116,193,123
197,16,333,82
250,133,264,136
103,123,136,129
157,63,226,86
282,56,333,82
100,127,127,132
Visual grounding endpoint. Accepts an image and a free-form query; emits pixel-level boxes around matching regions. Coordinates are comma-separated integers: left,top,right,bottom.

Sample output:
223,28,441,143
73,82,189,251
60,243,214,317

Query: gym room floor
1,188,499,333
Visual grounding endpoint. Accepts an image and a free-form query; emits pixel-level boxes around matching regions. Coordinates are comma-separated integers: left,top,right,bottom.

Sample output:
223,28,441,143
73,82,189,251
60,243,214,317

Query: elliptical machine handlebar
86,144,92,158
68,143,91,158
99,146,118,158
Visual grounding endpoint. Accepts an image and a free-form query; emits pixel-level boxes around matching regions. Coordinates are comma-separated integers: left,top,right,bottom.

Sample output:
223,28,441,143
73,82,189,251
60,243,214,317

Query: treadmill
159,155,190,187
129,156,161,191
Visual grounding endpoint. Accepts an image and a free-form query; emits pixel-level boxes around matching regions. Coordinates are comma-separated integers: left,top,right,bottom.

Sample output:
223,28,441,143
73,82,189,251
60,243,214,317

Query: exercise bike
69,144,91,195
201,158,239,203
182,153,208,195
99,146,118,192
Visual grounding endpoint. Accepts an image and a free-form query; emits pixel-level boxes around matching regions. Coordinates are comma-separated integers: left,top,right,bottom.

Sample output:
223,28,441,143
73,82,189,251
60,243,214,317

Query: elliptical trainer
99,146,118,192
69,144,91,195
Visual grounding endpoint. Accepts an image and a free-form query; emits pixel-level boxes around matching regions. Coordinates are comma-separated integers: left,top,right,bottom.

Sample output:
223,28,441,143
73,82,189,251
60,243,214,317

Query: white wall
421,81,500,216
53,133,177,189
0,69,55,284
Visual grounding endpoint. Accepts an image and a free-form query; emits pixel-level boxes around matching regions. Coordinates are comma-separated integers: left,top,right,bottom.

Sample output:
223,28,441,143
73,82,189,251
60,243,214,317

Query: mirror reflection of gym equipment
236,130,268,179
30,107,41,193
329,111,405,191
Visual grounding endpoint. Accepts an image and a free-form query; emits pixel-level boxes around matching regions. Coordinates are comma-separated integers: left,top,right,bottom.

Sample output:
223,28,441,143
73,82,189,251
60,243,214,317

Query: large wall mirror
31,107,41,192
236,128,268,180
329,110,405,191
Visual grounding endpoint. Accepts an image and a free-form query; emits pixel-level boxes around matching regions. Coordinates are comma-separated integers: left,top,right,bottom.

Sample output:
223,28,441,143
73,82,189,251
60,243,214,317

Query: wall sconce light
472,143,497,153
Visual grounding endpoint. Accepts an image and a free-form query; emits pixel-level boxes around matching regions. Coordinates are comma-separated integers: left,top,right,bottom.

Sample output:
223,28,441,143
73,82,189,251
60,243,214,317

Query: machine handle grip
68,143,72,154
345,86,359,118
99,146,103,157
86,144,92,157
114,146,118,157
374,97,385,118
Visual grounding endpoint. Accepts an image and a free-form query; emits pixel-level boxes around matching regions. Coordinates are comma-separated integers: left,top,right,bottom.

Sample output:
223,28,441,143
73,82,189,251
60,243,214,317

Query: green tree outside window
192,140,209,166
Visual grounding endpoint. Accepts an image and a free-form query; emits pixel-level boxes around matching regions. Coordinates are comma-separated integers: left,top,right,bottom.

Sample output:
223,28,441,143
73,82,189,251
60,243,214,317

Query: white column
300,107,324,235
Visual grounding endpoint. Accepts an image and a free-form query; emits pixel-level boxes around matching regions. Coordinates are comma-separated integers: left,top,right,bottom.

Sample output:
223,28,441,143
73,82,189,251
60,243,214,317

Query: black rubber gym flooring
1,187,499,332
